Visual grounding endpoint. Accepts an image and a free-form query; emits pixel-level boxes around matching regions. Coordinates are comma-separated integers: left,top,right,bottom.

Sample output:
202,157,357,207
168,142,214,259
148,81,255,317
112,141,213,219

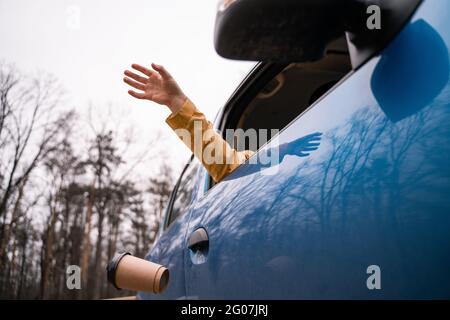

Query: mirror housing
214,0,346,63
214,0,423,68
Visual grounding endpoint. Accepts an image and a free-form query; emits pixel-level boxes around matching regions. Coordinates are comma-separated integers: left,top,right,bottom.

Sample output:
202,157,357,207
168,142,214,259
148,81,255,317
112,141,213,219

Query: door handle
187,227,209,251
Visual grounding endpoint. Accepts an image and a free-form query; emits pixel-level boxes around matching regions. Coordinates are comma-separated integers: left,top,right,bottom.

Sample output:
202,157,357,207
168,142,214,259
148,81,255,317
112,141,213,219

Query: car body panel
140,0,450,299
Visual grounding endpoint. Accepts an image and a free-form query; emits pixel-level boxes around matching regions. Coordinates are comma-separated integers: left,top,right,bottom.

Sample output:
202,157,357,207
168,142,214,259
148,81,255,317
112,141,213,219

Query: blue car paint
139,0,450,299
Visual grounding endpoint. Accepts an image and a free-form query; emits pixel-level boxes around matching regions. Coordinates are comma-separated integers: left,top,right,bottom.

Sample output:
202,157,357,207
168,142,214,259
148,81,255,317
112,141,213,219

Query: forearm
166,98,254,182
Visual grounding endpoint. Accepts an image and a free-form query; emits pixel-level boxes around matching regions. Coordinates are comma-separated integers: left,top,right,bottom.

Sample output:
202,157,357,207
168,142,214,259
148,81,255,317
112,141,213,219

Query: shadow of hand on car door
225,132,323,181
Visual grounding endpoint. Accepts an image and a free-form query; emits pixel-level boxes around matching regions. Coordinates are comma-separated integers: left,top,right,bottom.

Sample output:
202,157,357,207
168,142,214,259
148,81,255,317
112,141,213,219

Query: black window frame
205,62,287,190
162,155,197,231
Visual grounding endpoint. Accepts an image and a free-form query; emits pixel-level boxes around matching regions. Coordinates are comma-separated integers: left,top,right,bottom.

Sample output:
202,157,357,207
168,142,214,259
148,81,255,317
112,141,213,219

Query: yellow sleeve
166,98,255,182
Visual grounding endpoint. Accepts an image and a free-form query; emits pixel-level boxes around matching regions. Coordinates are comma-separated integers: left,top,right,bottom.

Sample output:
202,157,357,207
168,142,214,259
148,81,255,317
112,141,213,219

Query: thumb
151,63,171,79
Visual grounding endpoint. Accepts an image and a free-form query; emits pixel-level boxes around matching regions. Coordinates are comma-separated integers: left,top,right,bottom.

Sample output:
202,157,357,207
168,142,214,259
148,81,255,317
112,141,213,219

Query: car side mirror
214,0,346,63
214,0,422,69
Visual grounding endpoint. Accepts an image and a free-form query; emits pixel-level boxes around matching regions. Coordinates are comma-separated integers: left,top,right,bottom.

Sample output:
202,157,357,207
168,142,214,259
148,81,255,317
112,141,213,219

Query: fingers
131,63,155,77
292,132,322,145
124,70,147,84
129,62,171,80
123,77,146,91
151,63,171,79
301,146,319,152
303,132,323,140
298,152,310,157
128,90,146,99
306,142,321,147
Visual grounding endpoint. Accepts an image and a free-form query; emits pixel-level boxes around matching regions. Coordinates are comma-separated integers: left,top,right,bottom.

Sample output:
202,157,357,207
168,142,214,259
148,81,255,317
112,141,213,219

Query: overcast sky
0,0,255,175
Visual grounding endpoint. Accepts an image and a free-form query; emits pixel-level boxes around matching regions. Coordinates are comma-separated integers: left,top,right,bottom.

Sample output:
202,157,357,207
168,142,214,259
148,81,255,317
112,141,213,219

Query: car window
235,61,351,150
166,158,199,228
206,40,352,190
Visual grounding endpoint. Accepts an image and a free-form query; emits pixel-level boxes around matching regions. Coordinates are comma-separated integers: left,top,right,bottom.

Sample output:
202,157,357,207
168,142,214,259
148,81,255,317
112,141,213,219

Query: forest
0,63,176,299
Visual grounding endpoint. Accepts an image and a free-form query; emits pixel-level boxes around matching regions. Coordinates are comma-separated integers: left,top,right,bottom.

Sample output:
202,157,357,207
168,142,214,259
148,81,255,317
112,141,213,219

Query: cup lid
106,252,131,290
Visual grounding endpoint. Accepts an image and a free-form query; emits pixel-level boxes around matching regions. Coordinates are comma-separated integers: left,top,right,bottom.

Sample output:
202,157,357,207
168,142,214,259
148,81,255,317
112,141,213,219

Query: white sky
0,0,255,176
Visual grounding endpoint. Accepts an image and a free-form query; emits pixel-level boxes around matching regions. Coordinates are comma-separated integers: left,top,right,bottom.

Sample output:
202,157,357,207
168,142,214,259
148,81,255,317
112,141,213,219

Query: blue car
139,0,450,299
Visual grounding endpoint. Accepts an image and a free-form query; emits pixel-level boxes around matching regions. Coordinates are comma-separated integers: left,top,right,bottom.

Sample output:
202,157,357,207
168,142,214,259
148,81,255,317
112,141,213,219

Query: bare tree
0,63,176,299
0,64,75,295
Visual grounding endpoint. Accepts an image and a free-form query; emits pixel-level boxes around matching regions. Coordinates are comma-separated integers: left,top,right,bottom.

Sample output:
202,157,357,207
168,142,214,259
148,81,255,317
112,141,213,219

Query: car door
184,0,450,299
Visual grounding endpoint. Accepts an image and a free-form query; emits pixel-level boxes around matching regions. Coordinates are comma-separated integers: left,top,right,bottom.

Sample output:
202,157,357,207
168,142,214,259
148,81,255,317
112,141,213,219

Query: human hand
123,63,187,114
